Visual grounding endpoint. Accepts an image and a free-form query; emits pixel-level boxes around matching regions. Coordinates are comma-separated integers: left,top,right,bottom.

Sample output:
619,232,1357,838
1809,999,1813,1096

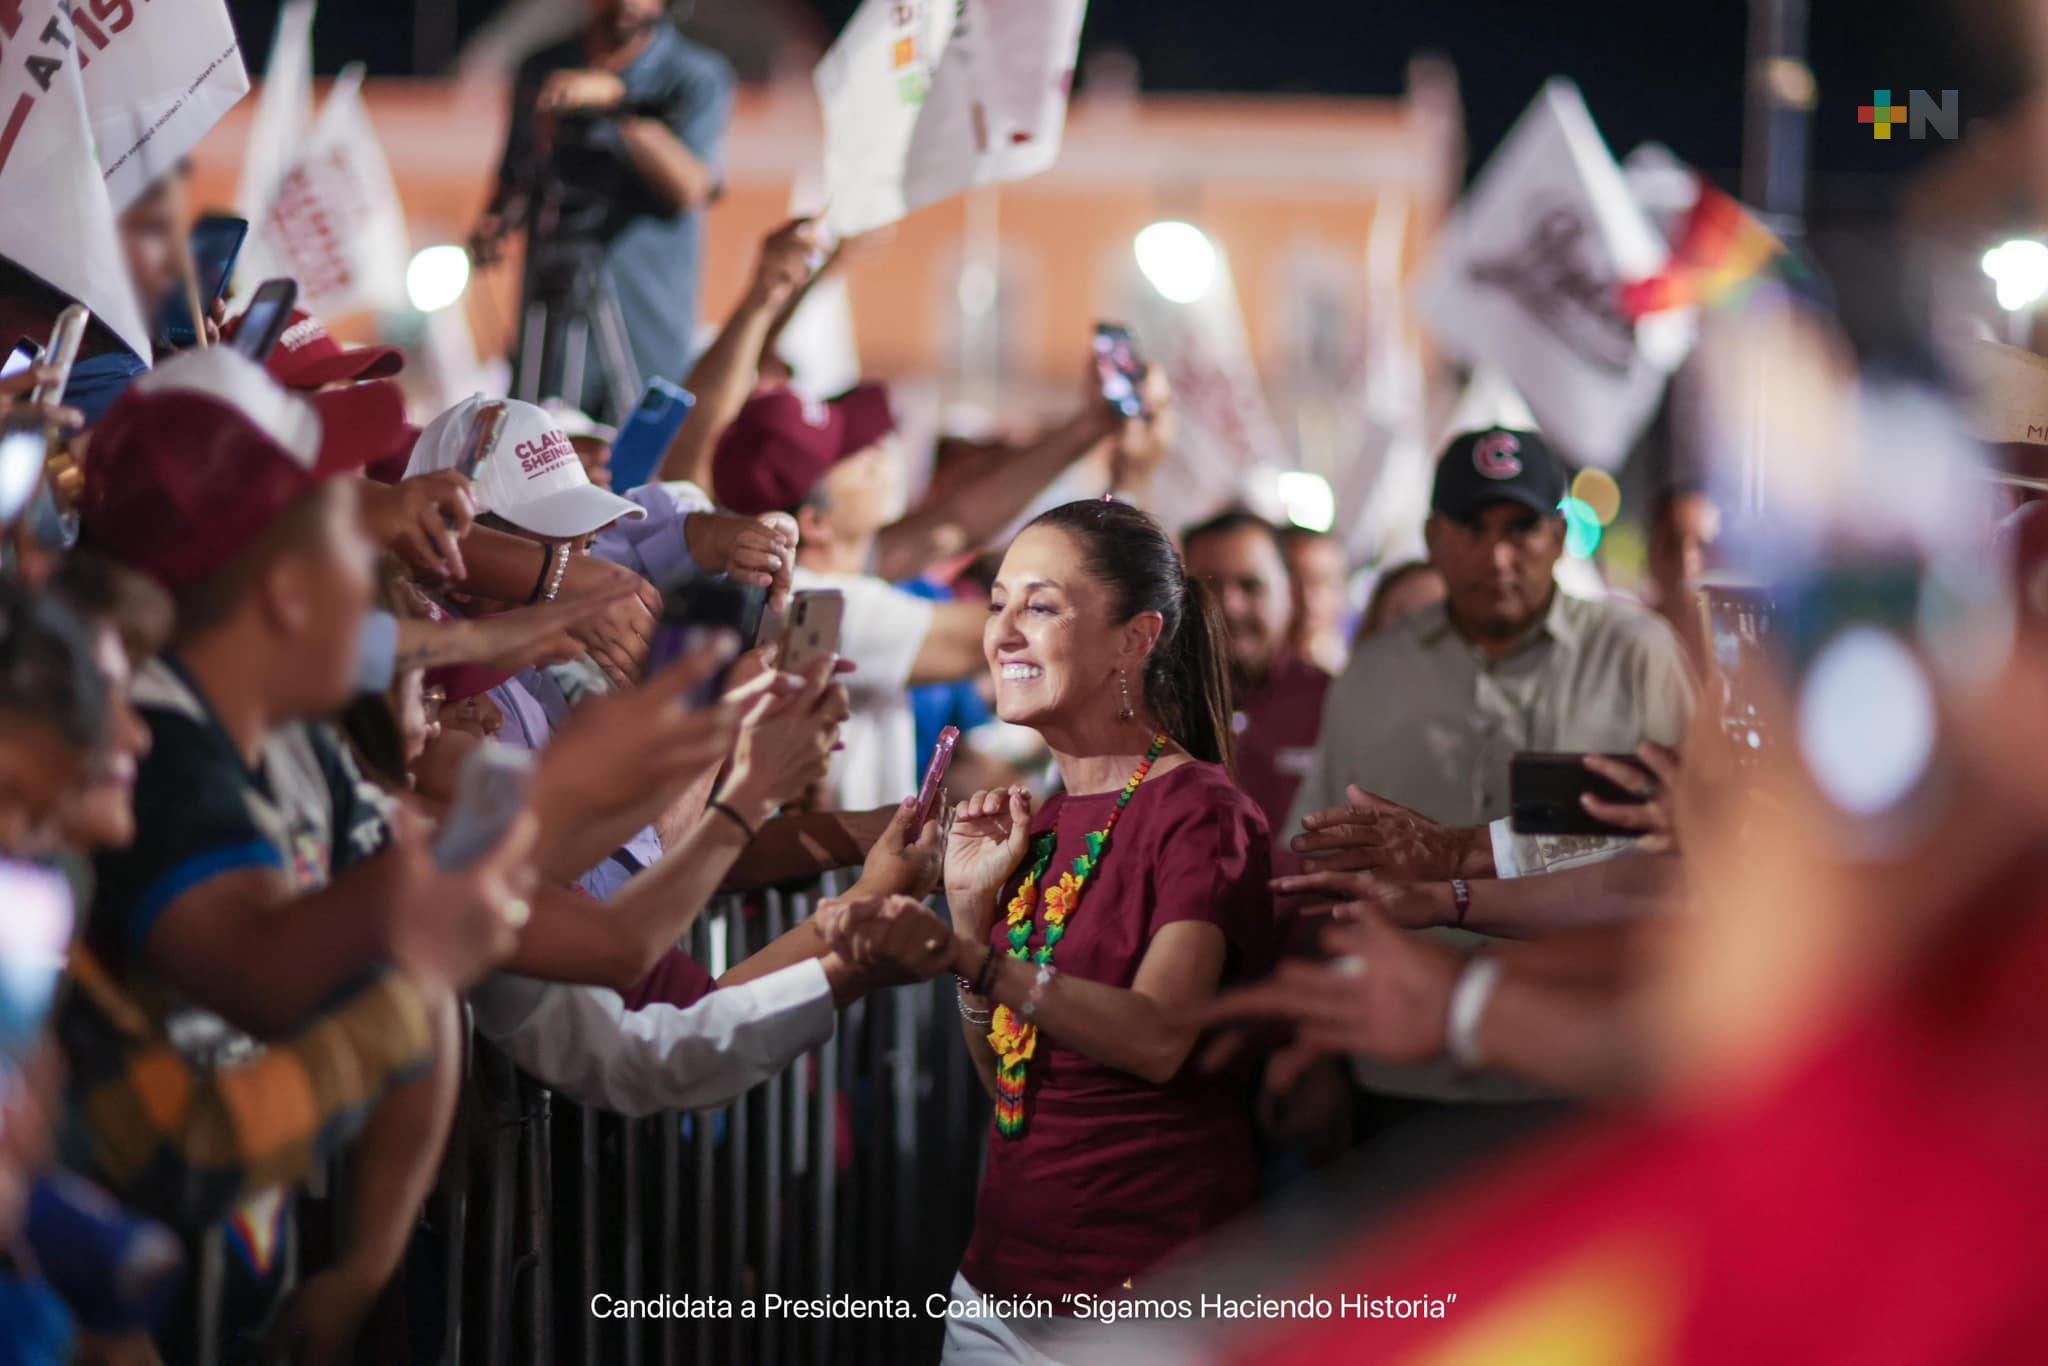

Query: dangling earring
1117,668,1135,722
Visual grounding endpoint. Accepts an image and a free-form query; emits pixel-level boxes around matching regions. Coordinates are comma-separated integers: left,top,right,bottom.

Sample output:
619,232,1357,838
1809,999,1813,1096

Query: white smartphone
433,741,535,872
33,305,89,408
0,859,73,1066
777,589,844,675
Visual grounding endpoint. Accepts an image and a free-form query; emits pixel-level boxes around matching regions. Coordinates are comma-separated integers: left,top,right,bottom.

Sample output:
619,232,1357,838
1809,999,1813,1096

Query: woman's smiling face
984,525,1130,730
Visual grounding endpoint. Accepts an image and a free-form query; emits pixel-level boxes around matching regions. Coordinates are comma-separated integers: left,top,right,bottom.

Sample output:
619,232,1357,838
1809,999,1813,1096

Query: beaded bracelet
539,543,571,603
1018,963,1056,1022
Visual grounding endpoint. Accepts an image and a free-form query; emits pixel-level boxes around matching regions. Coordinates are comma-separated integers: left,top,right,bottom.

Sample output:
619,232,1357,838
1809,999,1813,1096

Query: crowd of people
5,4,2048,1364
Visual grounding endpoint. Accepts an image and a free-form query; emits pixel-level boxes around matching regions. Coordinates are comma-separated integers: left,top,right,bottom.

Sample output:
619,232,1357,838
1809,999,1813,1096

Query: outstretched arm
1272,852,1680,941
873,407,1119,583
657,219,822,490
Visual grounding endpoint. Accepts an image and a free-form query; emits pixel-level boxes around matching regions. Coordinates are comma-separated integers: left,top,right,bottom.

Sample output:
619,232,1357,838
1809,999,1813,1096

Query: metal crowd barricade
450,882,989,1366
184,882,989,1364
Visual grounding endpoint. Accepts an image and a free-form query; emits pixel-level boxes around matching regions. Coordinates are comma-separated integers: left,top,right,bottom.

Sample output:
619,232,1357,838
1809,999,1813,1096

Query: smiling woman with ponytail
929,497,1280,1361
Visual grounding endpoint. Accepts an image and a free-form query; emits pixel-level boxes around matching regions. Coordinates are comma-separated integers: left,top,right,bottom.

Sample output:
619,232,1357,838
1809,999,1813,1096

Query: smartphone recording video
1093,322,1149,418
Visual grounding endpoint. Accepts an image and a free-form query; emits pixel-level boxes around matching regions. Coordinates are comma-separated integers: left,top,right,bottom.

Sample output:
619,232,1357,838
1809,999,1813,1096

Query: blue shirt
62,349,149,426
502,27,735,397
900,579,991,773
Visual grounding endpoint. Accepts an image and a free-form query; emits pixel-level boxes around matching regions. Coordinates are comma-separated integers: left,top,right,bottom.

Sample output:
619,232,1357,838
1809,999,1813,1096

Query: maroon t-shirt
958,760,1278,1304
1231,652,1331,870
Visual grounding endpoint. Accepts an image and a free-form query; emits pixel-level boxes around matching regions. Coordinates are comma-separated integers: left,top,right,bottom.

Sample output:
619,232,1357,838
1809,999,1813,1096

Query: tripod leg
515,299,550,405
589,283,644,423
561,319,591,419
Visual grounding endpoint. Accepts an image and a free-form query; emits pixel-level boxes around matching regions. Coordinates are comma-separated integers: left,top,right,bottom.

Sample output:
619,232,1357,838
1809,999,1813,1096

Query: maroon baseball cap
83,349,405,593
223,306,405,390
712,381,895,516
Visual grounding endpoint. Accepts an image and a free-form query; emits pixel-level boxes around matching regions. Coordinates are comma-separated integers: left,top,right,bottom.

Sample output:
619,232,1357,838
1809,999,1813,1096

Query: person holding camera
473,0,735,411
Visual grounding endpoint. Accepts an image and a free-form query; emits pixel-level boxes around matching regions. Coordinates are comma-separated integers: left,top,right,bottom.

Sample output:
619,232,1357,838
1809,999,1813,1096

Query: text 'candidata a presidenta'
589,1291,1461,1323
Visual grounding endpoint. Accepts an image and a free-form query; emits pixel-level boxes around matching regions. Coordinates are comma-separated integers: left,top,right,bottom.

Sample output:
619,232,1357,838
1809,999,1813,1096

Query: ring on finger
502,897,532,929
1331,954,1367,979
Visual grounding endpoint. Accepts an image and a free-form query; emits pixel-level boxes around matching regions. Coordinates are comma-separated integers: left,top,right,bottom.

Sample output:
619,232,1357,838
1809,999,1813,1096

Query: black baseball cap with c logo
1430,427,1568,522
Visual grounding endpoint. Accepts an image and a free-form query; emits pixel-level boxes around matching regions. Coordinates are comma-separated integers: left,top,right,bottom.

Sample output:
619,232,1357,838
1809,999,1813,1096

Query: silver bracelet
955,981,992,1026
1018,963,1056,1022
1445,955,1503,1070
539,543,571,603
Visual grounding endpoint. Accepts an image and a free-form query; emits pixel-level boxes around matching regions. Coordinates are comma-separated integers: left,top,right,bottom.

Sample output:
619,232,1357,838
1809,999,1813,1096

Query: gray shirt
1286,589,1696,1102
1288,590,1696,835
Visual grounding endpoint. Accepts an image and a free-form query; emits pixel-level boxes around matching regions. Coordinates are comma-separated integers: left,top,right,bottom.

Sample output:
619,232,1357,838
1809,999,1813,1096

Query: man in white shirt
472,821,950,1115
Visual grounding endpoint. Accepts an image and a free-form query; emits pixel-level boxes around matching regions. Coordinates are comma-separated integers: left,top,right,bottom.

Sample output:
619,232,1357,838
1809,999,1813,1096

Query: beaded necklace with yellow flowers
986,731,1168,1138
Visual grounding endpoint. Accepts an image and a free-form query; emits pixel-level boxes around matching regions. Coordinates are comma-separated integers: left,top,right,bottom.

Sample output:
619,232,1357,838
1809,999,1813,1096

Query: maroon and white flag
816,0,1087,238
243,63,409,319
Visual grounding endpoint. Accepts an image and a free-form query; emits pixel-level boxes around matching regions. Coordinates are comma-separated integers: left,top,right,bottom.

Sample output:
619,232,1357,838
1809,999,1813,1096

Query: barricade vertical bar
195,1224,223,1366
759,889,787,1366
577,1102,599,1366
891,976,921,1362
724,897,750,1359
620,1113,643,1366
442,1169,467,1365
690,910,717,1366
479,1045,519,1366
521,1078,553,1365
815,1006,839,1365
657,1106,681,1366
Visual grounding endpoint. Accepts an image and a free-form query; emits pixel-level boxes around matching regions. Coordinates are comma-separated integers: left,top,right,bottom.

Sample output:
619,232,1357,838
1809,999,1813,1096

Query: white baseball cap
407,395,645,539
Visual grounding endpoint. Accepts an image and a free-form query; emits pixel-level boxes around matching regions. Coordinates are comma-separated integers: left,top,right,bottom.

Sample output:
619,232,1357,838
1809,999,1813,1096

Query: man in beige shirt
1284,426,1694,1108
1287,427,1695,856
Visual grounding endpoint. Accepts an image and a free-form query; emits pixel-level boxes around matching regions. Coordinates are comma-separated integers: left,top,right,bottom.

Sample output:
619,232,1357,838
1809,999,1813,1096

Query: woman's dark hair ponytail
1022,500,1236,772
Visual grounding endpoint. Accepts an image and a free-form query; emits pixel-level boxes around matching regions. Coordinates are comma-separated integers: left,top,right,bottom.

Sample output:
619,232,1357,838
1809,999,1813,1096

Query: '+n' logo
1859,90,1907,140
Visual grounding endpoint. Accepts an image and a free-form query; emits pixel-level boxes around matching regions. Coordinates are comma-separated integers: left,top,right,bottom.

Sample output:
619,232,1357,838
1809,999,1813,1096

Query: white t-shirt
792,566,934,810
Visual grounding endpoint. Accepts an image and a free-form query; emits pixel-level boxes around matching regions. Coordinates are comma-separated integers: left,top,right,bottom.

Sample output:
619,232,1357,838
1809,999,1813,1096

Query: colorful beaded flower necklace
987,731,1169,1138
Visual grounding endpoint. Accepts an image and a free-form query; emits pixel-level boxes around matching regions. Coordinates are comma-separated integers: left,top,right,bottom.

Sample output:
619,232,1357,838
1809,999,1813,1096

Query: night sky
227,0,2024,220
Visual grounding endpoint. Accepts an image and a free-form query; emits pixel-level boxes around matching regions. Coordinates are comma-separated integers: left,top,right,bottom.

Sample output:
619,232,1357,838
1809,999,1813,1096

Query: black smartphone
230,279,299,364
1697,584,1775,763
1509,751,1652,836
158,214,249,348
1093,322,1148,418
652,576,766,705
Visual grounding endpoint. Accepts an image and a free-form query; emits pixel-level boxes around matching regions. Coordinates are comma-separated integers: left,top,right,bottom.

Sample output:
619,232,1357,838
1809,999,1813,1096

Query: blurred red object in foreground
1235,867,2048,1366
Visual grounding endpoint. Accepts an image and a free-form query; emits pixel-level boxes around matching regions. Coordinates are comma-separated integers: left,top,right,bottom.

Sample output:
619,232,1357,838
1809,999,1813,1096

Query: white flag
233,0,317,294
778,172,862,400
1415,79,1691,471
0,2,153,360
1124,246,1291,533
815,0,1086,238
78,0,250,213
251,65,409,319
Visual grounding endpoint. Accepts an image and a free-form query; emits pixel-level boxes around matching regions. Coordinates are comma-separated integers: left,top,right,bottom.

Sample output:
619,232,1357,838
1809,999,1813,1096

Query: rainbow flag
1620,179,1800,321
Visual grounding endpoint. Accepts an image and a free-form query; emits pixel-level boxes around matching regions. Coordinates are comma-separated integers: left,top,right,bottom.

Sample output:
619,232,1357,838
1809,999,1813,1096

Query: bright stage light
1982,238,2048,313
1276,471,1335,532
407,244,471,313
1134,221,1217,304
